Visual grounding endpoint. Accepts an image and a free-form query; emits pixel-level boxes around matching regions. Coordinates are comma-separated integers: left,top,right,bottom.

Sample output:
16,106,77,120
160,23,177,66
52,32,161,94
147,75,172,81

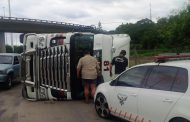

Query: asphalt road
0,84,123,122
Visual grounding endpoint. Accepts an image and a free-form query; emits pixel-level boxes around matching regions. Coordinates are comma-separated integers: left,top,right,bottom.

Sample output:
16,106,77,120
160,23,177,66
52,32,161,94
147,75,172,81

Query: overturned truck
21,33,130,100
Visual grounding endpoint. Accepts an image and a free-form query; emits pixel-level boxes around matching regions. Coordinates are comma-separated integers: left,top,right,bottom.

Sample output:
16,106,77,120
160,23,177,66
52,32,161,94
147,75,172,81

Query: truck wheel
6,76,12,89
22,84,28,99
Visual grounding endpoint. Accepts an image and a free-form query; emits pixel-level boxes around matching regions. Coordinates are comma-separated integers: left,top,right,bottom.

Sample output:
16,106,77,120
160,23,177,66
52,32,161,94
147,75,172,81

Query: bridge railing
0,16,106,33
0,16,98,29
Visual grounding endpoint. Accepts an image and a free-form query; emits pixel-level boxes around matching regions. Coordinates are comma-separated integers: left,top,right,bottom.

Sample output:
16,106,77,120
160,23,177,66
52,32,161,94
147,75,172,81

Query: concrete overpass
0,16,104,33
0,16,105,52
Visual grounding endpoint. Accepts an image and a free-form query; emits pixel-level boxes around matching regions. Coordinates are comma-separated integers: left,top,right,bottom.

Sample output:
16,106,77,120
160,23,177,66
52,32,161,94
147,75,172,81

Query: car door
109,66,151,121
138,66,188,122
12,56,20,80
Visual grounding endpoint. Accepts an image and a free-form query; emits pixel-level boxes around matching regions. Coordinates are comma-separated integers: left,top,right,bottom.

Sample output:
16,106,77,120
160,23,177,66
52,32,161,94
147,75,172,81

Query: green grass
130,49,177,57
129,49,190,67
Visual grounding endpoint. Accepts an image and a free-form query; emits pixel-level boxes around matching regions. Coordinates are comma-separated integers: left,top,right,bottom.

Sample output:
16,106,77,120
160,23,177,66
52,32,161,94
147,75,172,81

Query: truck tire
22,84,28,99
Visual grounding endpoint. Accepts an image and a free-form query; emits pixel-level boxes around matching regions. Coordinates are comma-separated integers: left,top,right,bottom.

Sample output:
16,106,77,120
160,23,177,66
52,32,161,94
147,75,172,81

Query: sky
0,0,188,45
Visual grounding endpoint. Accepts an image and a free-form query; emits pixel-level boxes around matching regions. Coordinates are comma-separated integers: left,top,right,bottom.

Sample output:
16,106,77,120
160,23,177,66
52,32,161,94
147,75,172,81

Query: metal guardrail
0,16,98,30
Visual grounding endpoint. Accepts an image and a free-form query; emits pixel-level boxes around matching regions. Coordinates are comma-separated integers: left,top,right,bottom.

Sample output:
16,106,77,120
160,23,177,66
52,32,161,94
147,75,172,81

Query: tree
115,3,190,53
116,18,158,49
6,45,23,53
6,45,13,53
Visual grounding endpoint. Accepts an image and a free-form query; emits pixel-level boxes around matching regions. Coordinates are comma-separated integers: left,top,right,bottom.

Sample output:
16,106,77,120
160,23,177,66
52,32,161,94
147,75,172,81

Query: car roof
135,60,190,69
0,53,20,56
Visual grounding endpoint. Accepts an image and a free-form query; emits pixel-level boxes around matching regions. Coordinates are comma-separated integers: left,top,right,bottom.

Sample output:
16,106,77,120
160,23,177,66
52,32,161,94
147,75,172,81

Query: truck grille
39,46,69,91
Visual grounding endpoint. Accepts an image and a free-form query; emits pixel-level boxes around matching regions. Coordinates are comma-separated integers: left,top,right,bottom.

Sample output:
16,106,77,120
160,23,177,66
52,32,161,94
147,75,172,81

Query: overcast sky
1,0,188,31
0,0,188,45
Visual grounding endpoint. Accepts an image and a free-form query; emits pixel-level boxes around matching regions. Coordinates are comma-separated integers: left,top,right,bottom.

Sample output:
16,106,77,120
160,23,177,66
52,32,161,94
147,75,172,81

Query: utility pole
3,7,7,45
149,0,152,21
8,0,14,52
3,7,5,17
8,0,11,17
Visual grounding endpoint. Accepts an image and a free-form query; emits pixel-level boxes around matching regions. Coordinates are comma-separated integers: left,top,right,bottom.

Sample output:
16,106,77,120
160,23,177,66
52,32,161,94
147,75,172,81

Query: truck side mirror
20,33,25,44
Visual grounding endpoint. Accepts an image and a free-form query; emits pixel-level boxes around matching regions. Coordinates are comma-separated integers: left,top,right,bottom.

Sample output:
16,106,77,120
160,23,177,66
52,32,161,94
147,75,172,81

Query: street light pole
149,0,152,21
3,7,5,17
8,0,14,52
8,0,11,17
3,7,7,45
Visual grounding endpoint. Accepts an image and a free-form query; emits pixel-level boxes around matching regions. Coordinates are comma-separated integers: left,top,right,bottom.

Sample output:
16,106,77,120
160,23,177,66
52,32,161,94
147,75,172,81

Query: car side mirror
110,79,117,86
14,61,19,65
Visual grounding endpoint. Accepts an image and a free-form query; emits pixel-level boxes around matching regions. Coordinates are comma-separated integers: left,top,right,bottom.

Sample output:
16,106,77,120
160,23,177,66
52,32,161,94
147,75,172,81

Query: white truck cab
21,32,130,100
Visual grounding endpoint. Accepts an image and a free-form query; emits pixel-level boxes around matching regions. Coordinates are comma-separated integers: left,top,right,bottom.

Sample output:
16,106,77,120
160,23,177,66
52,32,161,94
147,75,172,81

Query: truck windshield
0,55,13,64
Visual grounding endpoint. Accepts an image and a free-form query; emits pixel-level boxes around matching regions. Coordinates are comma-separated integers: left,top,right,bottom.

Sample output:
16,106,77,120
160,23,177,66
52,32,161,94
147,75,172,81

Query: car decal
114,108,117,114
119,110,122,116
109,106,152,122
117,93,128,106
134,115,138,122
124,112,127,118
129,113,132,121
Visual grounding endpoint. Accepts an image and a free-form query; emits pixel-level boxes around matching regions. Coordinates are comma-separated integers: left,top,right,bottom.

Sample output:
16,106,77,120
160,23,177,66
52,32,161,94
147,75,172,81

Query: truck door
70,33,94,99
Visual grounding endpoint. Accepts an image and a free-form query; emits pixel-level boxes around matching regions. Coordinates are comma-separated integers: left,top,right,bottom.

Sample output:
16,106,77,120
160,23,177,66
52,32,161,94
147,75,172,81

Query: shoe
85,99,90,104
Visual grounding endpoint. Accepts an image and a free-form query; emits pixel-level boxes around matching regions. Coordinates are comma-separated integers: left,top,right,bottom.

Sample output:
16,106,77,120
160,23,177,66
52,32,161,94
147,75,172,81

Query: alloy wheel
95,94,110,118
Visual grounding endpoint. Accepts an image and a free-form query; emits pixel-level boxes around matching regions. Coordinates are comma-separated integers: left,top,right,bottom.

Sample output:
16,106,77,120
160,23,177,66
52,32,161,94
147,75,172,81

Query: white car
94,55,190,122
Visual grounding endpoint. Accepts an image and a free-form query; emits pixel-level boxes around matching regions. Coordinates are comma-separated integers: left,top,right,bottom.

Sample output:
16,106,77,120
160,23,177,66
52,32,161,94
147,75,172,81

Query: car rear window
146,66,178,91
172,68,188,93
145,66,188,93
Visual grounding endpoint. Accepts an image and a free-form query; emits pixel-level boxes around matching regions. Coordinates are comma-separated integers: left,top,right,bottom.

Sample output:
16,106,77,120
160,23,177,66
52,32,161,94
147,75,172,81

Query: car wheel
6,76,12,89
95,93,110,118
171,118,189,122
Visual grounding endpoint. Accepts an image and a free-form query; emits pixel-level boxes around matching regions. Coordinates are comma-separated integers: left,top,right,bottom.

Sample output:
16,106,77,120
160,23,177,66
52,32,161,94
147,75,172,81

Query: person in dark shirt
110,50,128,77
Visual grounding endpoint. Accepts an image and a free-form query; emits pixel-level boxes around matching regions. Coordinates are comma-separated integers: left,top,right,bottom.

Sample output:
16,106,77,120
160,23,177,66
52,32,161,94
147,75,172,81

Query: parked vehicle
94,55,190,122
21,32,130,100
0,53,21,88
